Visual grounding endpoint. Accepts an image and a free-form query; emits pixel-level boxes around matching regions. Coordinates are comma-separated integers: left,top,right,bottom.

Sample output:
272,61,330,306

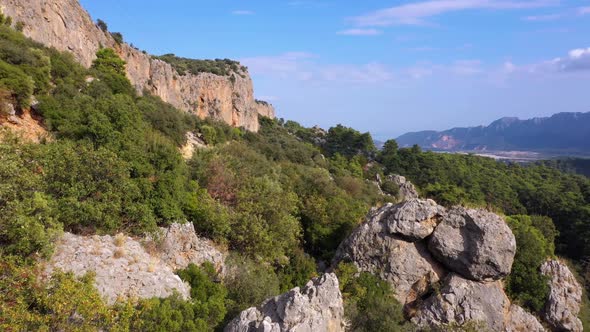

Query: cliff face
0,0,275,131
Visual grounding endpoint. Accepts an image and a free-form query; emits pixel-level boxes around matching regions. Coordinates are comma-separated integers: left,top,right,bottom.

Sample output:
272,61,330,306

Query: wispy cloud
522,13,563,21
337,29,382,36
231,10,255,15
502,48,590,74
352,0,559,26
241,52,393,83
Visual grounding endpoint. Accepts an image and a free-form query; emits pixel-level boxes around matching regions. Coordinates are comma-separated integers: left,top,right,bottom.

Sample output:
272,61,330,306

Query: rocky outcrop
334,197,556,331
44,232,191,304
506,304,546,332
332,200,447,305
254,100,276,119
225,273,344,332
44,222,226,305
412,274,545,332
428,206,516,281
0,0,273,131
540,260,583,332
388,174,419,200
152,222,226,273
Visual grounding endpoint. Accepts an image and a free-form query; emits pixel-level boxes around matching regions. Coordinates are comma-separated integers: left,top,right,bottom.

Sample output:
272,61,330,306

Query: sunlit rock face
0,0,273,131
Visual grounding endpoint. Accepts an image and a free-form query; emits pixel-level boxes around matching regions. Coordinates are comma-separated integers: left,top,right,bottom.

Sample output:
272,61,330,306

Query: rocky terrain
37,171,584,331
43,223,225,305
225,273,344,332
0,0,275,131
331,176,583,332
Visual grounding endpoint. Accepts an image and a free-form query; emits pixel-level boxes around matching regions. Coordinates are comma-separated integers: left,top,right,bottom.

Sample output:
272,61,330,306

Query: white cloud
231,10,255,15
352,0,559,26
241,52,394,83
337,29,382,36
522,13,563,21
579,7,590,15
502,48,590,74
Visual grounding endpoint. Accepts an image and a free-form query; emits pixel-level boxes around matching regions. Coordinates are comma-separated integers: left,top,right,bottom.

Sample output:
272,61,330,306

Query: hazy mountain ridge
397,112,590,155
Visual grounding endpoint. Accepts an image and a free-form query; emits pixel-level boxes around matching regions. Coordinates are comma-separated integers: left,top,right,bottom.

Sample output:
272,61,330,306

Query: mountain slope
0,0,274,131
397,112,590,154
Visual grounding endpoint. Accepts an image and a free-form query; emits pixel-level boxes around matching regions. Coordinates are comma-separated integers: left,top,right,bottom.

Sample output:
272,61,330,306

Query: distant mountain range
396,112,590,156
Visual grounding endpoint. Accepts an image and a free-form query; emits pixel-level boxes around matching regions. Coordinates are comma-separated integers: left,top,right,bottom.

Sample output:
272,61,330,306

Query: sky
79,0,590,139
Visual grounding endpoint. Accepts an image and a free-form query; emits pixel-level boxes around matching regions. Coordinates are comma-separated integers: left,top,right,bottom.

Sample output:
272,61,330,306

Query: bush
154,54,245,77
111,32,124,45
335,262,409,332
505,215,553,312
176,263,228,330
0,258,130,331
0,59,33,106
224,254,280,316
0,139,61,258
97,19,108,32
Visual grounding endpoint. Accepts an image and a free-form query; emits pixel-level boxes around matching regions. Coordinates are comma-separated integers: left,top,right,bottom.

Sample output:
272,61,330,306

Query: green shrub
224,254,280,316
505,215,553,312
0,59,33,106
154,54,244,77
111,32,124,45
335,262,409,332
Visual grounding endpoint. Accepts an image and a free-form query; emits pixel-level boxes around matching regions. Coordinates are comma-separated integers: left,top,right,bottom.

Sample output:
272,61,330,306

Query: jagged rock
1,0,274,131
151,222,226,273
411,274,505,331
414,274,546,332
332,203,447,305
224,273,344,332
380,199,445,240
505,304,546,332
428,206,516,281
388,174,419,200
540,260,583,332
44,232,191,305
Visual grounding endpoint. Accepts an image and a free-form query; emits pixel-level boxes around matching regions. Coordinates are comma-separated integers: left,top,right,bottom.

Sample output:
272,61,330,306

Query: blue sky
80,0,590,139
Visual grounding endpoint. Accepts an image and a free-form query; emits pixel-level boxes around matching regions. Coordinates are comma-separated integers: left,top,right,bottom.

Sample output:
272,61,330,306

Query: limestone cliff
0,0,274,131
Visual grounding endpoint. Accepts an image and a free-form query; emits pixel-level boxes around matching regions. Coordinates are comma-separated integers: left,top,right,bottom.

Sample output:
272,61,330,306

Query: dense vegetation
0,19,383,331
1,14,590,331
540,157,590,177
154,54,246,77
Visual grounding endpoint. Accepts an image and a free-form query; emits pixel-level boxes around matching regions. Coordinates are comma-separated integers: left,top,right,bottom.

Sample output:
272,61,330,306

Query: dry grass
113,247,126,259
147,259,157,273
114,233,126,247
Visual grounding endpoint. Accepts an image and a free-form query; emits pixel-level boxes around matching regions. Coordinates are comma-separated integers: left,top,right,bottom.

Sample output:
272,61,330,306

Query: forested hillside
1,13,590,331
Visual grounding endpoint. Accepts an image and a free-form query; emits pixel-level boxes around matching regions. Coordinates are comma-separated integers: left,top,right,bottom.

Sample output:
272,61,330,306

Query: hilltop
397,112,590,157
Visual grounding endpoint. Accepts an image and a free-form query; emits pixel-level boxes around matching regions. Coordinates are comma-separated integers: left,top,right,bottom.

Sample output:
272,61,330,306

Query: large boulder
44,232,191,304
413,273,545,332
332,202,447,305
388,174,419,200
224,273,344,332
381,199,445,241
428,207,516,281
540,260,583,332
